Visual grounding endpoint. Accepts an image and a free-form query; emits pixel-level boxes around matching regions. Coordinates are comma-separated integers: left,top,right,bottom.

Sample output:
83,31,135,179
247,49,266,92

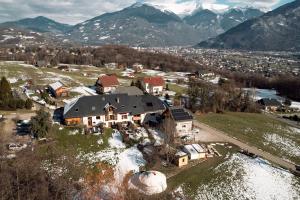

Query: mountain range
198,0,300,51
0,3,263,47
0,1,299,51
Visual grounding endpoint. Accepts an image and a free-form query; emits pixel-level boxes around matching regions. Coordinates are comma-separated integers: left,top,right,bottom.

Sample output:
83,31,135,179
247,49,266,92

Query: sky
0,0,295,25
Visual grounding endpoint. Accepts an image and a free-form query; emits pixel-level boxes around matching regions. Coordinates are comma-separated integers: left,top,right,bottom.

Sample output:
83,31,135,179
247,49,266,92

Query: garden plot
174,153,300,200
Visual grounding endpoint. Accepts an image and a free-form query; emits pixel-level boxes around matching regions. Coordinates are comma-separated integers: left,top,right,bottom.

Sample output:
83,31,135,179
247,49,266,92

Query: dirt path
193,120,297,172
1,118,16,143
0,112,36,143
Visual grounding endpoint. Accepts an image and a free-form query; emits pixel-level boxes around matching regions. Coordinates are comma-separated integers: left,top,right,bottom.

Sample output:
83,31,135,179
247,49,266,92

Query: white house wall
176,121,193,137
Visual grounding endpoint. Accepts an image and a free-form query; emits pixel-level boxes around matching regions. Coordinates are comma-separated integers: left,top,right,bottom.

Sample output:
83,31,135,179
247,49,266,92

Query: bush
25,99,33,109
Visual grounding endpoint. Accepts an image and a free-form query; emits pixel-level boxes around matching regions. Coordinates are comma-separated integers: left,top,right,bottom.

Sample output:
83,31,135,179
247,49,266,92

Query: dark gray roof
113,86,144,96
170,107,193,122
257,98,282,107
63,94,165,119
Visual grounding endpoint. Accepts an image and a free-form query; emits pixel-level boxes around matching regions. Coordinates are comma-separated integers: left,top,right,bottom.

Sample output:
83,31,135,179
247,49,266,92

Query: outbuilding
192,144,206,159
169,107,193,138
175,151,188,167
182,145,199,160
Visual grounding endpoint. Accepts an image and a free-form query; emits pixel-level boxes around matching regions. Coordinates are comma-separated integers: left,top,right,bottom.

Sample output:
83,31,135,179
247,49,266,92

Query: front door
88,117,92,127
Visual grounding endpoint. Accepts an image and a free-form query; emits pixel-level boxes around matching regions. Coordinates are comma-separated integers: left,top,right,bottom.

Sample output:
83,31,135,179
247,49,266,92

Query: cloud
0,0,291,24
227,0,281,9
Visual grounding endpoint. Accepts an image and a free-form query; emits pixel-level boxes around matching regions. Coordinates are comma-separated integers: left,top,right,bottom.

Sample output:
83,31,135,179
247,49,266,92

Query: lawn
197,112,300,164
167,83,187,94
52,126,113,154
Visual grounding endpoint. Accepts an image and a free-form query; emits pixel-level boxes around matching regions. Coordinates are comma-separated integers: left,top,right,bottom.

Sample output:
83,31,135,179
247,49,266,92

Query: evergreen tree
31,109,52,138
0,77,12,100
25,99,33,110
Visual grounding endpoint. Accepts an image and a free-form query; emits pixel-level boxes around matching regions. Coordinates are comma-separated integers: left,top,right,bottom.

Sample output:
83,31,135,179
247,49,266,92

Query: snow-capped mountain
183,7,264,41
0,3,272,47
66,3,200,46
198,0,300,51
0,27,73,47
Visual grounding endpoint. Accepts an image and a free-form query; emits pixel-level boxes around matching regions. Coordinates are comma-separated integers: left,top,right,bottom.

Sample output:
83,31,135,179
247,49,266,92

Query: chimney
116,97,120,103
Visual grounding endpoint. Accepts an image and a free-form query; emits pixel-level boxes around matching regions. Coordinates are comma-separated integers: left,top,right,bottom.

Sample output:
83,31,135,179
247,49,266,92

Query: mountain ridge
197,0,300,51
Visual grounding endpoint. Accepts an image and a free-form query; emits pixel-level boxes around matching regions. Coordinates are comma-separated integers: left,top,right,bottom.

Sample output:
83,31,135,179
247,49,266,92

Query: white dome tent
128,171,167,195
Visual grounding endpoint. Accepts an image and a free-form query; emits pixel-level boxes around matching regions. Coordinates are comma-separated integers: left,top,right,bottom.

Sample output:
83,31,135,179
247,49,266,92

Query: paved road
193,120,297,172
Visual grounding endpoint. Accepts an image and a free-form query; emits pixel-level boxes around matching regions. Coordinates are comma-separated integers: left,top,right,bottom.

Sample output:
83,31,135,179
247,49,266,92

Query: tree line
220,71,300,101
0,77,33,110
187,78,260,113
0,45,201,72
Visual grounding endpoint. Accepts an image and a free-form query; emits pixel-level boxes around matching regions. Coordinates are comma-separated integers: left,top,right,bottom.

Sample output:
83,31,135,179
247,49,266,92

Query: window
109,115,115,120
96,116,100,119
122,115,127,120
146,102,153,107
182,158,185,162
182,125,186,128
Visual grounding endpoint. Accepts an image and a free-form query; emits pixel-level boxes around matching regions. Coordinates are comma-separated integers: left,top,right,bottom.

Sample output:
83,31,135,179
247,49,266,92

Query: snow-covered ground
263,133,300,159
243,88,300,109
143,69,166,76
78,130,146,185
148,128,165,146
174,153,300,200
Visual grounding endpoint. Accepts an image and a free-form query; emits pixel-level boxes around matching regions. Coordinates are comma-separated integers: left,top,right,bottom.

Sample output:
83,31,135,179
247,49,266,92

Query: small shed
192,144,206,159
49,81,68,97
182,144,199,160
175,151,188,167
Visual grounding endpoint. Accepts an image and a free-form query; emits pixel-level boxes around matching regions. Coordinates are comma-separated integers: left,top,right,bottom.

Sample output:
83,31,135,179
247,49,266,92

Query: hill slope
0,16,71,33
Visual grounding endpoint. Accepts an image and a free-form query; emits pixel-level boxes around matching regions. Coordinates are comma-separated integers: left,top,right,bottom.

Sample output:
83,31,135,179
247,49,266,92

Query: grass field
167,83,187,94
197,112,300,164
51,126,112,154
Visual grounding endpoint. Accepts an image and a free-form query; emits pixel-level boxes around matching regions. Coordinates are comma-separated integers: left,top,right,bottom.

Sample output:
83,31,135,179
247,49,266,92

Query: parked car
7,143,27,151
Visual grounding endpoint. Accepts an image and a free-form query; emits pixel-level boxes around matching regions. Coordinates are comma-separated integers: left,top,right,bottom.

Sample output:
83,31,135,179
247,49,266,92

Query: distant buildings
96,74,119,93
257,98,282,111
141,77,165,96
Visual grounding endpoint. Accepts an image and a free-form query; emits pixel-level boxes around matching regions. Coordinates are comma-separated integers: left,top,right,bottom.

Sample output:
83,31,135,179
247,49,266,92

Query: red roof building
142,77,165,87
97,75,119,93
141,76,165,96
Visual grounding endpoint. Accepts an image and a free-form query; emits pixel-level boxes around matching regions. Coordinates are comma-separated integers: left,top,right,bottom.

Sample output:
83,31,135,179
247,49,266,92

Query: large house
96,75,119,93
169,107,193,137
141,77,165,96
49,81,68,98
63,94,165,128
